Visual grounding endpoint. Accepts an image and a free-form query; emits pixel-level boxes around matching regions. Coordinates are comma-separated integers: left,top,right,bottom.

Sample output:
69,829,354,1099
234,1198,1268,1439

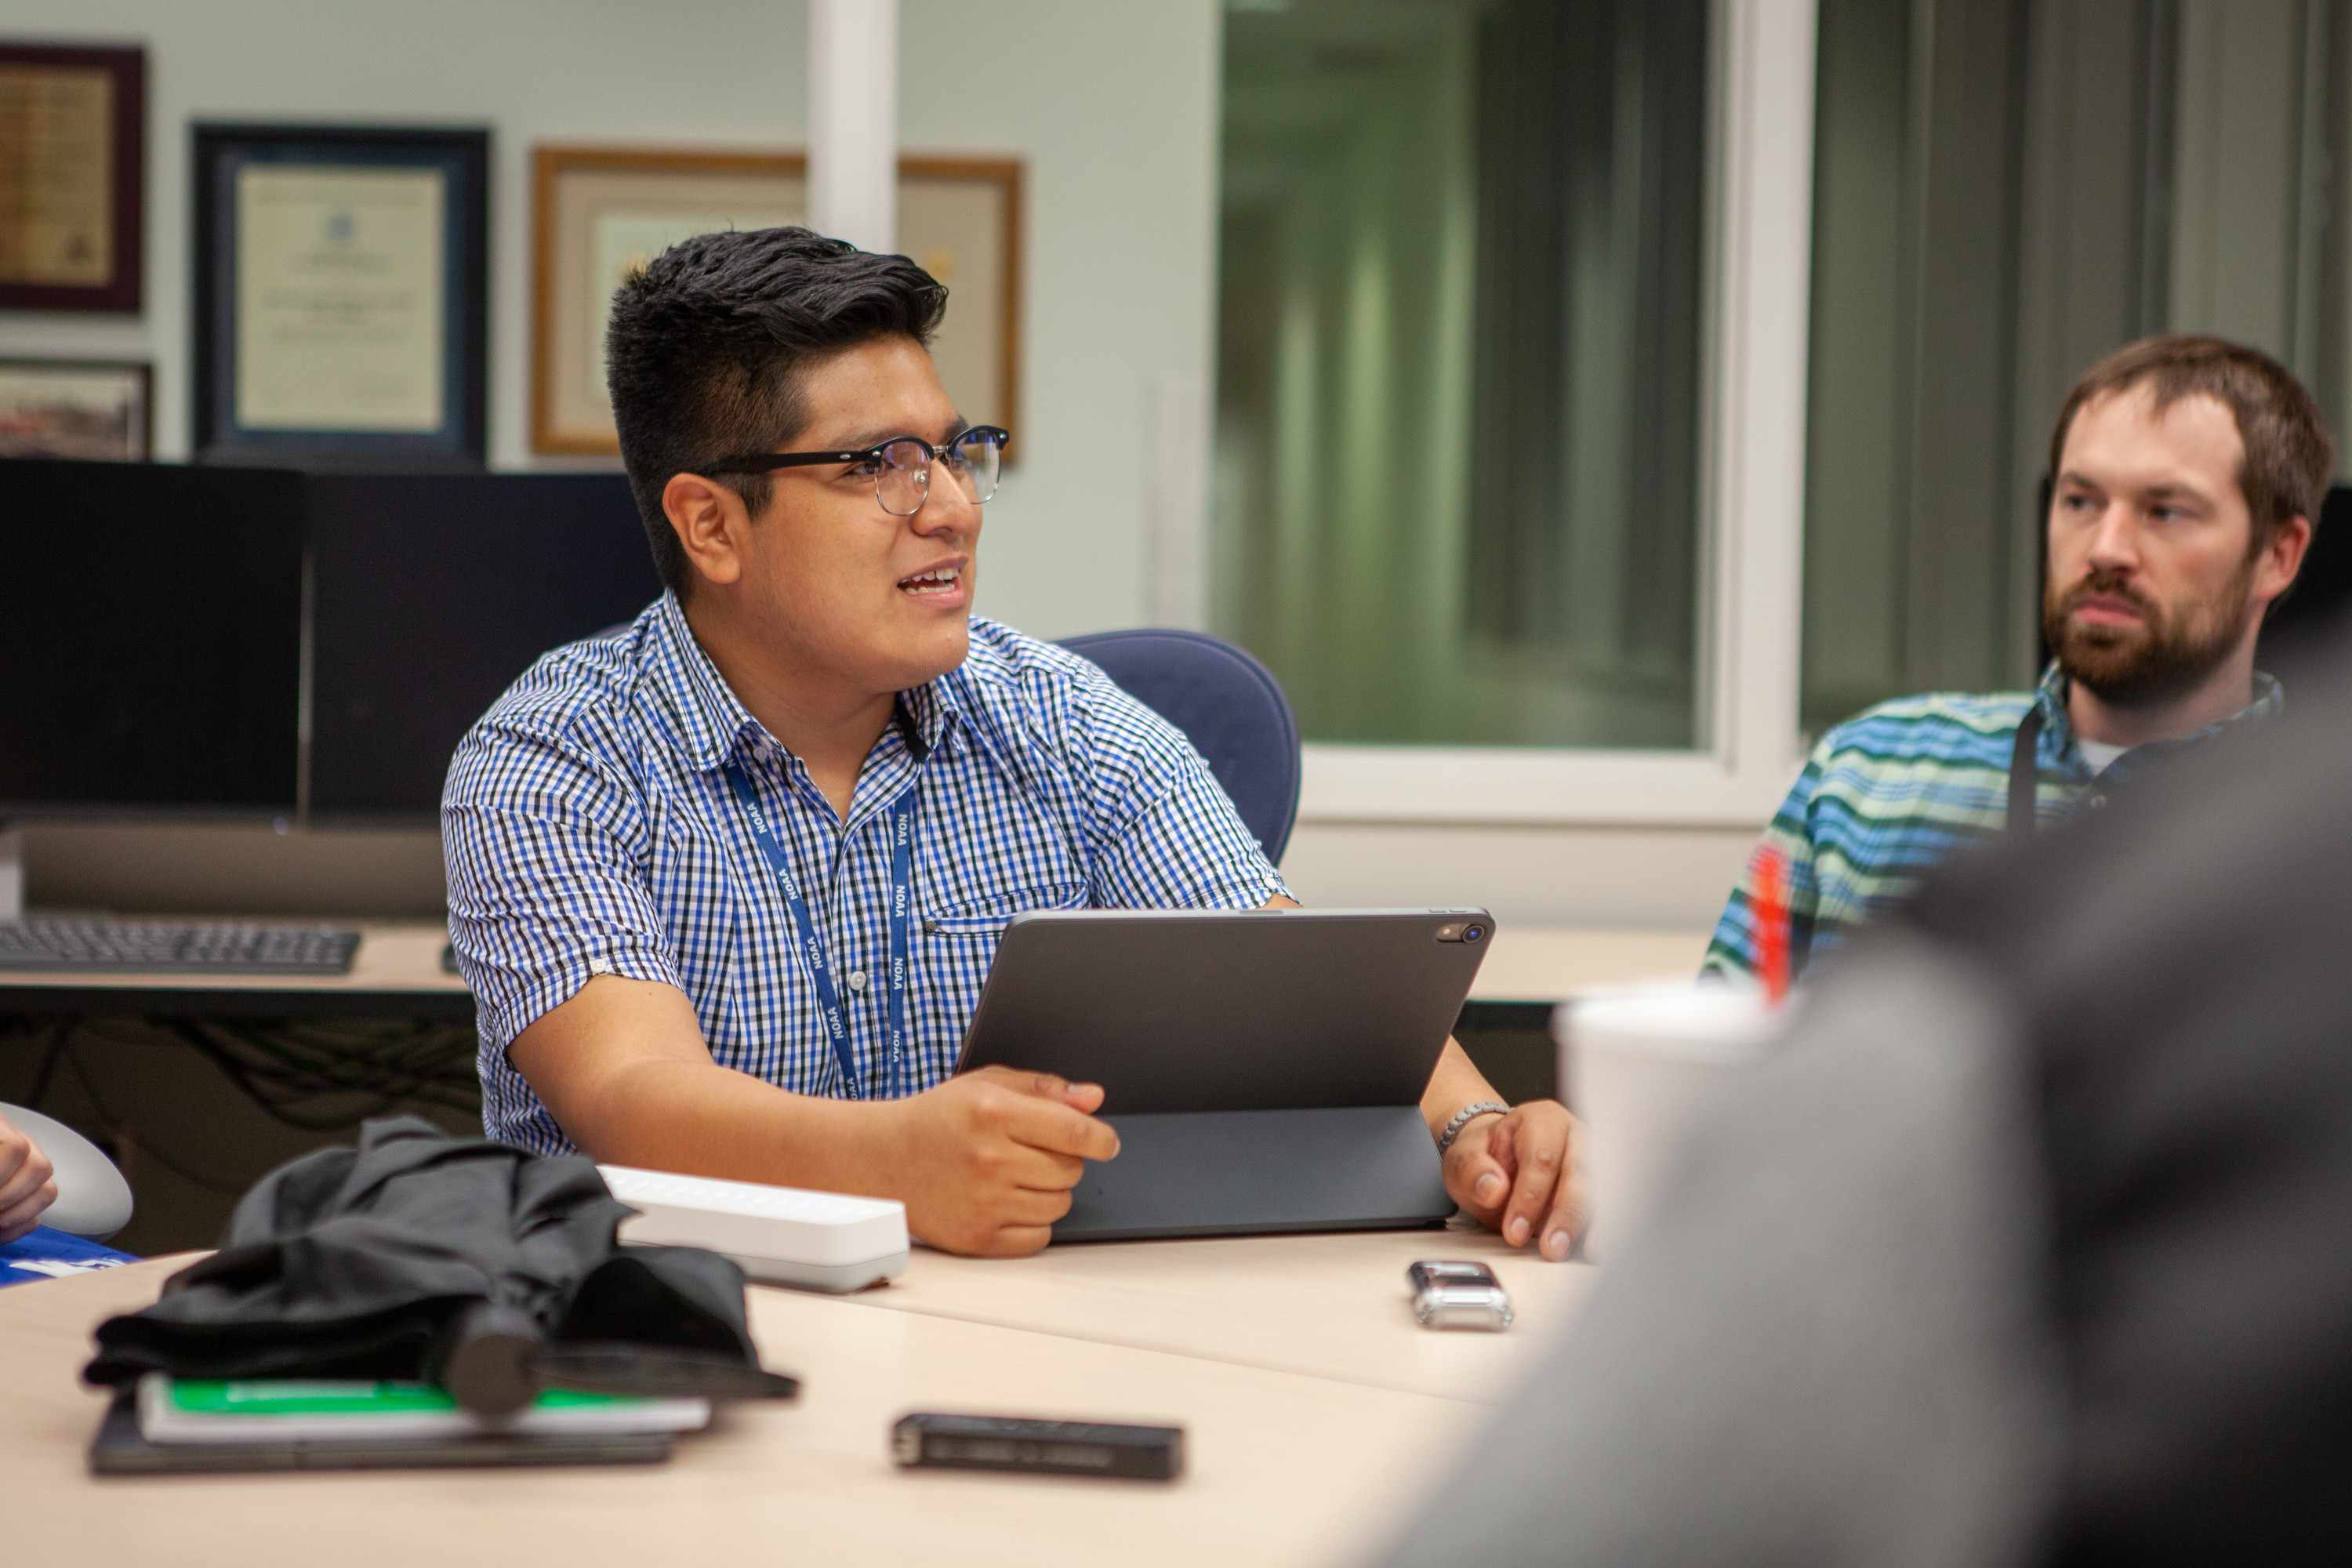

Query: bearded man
1706,335,2326,982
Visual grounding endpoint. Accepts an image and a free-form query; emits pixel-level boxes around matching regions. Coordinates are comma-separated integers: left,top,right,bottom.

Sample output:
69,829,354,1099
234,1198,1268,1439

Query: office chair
0,1102,133,1242
1058,628,1303,865
2258,482,2352,678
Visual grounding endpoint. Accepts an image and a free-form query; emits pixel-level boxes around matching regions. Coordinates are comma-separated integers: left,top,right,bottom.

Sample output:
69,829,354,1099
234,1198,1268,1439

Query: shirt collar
897,673,964,757
645,591,967,771
2033,659,2285,768
645,593,760,771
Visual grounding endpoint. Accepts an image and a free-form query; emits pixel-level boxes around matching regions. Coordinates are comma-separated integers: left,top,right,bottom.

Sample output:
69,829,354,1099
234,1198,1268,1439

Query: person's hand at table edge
1443,1098,1584,1261
880,1065,1119,1257
1421,1035,1584,1260
510,975,1120,1261
0,1109,60,1244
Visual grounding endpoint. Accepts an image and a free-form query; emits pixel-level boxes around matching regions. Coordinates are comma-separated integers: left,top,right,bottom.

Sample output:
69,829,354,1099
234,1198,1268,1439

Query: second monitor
306,472,662,818
0,458,305,821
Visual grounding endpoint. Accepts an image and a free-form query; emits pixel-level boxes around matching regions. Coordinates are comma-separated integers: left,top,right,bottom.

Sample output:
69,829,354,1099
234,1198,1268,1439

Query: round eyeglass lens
874,438,934,517
944,428,1004,504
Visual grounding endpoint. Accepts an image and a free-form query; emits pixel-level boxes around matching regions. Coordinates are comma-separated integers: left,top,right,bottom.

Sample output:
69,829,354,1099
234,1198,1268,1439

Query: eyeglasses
708,426,1008,517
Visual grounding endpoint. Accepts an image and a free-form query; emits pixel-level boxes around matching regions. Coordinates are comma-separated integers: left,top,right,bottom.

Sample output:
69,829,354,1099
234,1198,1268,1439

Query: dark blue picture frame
192,124,489,470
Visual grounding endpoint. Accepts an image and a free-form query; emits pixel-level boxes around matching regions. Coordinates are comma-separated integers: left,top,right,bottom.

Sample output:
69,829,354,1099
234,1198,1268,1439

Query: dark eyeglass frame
706,425,1010,516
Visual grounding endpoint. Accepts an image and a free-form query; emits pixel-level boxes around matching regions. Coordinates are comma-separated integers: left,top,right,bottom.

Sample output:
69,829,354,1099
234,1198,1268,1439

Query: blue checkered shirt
445,594,1290,1154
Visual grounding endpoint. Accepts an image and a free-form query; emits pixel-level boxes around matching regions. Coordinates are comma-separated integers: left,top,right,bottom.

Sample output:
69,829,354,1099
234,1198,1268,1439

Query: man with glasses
444,227,1577,1258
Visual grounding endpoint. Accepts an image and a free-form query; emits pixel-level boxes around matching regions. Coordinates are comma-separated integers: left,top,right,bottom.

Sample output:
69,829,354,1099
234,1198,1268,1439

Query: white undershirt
2078,739,2129,775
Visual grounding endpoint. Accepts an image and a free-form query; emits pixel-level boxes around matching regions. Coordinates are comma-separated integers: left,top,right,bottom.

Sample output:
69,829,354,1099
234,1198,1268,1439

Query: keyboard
0,919,363,975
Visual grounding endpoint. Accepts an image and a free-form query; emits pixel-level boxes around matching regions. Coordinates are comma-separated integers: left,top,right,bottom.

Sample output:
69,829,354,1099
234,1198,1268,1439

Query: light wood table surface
1467,927,1708,1002
0,921,1703,1018
0,924,1706,1007
874,1223,1591,1401
2,1229,1592,1566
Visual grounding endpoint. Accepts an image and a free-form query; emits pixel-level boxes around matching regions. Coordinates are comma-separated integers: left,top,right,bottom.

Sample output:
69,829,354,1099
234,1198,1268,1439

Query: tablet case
956,908,1491,1241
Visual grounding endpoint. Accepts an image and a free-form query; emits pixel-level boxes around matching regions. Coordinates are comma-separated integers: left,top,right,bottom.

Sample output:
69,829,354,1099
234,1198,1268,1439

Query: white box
599,1165,909,1293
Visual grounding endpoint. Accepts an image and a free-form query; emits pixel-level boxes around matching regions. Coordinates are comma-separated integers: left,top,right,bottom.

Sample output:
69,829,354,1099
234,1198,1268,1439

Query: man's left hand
1443,1099,1584,1262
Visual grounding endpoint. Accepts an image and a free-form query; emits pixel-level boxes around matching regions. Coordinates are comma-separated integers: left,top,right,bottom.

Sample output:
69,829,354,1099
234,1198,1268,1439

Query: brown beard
2043,557,2259,707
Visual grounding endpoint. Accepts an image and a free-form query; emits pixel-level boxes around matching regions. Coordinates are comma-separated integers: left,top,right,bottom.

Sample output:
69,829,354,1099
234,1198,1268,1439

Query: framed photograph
192,124,489,469
0,44,143,312
0,358,150,459
532,146,1022,456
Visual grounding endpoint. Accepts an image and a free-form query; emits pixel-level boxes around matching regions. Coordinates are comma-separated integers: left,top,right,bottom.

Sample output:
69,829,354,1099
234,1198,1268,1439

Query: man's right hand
0,1110,60,1245
511,975,1120,1259
879,1067,1119,1256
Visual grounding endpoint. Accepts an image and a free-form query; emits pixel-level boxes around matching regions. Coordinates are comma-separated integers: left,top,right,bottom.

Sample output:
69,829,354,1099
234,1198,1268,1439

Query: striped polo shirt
443,593,1288,1154
1704,662,2282,981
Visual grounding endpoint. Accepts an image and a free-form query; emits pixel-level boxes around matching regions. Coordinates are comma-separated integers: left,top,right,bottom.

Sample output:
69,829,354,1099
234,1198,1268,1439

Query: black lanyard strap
2007,707,2045,837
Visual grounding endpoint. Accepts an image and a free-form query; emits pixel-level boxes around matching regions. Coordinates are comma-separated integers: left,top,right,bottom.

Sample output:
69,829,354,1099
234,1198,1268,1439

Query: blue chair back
1058,628,1302,866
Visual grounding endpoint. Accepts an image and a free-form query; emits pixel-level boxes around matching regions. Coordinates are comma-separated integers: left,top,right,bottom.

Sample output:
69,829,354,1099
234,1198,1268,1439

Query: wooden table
1468,927,1708,1003
0,922,1703,1023
0,1227,1593,1566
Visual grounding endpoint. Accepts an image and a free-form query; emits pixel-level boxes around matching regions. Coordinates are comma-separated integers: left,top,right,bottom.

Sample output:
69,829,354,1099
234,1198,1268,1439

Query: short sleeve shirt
1703,662,2282,981
443,594,1290,1153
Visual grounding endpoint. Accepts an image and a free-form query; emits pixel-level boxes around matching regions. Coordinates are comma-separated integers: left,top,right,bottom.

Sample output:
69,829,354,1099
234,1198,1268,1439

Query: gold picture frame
532,146,1022,456
0,43,144,312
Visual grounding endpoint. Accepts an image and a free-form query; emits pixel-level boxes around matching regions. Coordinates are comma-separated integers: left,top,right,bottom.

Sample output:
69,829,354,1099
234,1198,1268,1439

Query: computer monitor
306,472,662,818
0,458,305,818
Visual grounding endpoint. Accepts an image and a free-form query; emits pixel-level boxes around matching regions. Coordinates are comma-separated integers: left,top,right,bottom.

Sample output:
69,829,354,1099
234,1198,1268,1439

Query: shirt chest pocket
916,783,1091,936
927,832,1091,931
920,880,1088,937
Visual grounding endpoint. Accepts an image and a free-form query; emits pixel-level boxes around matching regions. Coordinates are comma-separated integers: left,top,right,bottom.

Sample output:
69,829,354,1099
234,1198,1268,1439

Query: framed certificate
0,44,144,312
0,358,151,459
532,146,1022,456
192,124,488,467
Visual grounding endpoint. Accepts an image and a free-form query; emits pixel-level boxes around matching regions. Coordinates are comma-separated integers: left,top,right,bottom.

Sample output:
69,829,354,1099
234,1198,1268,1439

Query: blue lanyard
721,760,919,1101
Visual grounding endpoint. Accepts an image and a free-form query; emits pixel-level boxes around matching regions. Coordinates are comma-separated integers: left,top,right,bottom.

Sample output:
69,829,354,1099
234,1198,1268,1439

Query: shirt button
2088,795,2107,809
847,970,868,990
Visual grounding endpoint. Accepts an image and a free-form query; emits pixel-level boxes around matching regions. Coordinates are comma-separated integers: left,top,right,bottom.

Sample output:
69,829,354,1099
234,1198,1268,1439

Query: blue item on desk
2,1225,137,1288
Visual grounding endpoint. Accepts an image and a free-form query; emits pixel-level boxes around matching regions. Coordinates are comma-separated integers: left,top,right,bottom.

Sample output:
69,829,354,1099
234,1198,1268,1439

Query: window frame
1291,0,1820,829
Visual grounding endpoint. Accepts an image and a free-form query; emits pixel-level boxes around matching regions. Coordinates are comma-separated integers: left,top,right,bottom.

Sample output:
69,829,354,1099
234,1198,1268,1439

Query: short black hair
604,227,949,595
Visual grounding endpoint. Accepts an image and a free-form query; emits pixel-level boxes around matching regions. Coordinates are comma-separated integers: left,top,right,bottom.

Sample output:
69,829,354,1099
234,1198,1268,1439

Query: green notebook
136,1374,710,1445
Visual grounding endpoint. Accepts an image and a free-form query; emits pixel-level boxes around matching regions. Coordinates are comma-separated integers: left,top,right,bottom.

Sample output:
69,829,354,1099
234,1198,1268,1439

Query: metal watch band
1436,1100,1511,1156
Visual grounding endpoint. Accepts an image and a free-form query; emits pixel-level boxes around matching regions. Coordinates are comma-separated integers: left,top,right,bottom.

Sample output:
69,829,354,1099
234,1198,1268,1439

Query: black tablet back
954,908,1493,1241
954,907,1490,1113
